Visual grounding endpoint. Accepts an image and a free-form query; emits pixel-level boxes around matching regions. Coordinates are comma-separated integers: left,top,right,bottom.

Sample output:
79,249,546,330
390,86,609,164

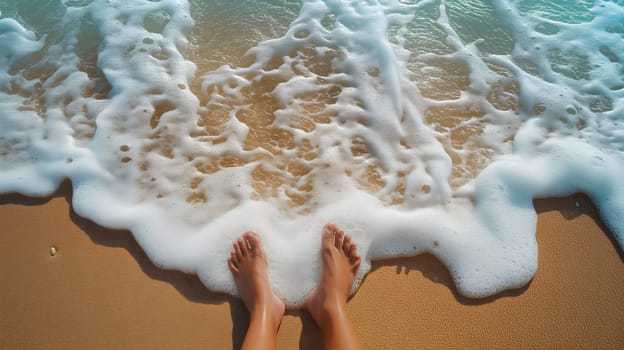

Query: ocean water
0,0,622,306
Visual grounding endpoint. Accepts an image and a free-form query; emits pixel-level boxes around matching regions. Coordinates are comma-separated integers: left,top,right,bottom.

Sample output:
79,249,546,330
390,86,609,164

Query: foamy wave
0,0,622,306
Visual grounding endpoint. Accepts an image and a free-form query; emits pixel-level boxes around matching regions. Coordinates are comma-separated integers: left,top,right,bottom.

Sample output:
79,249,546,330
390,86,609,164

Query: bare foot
228,231,285,332
306,223,361,329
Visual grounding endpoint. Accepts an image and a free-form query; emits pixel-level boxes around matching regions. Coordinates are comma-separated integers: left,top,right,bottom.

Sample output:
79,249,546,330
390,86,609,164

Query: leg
306,224,364,350
228,231,285,350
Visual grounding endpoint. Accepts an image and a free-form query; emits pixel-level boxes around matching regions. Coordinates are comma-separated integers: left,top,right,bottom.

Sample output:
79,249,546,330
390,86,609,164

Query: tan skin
228,224,363,350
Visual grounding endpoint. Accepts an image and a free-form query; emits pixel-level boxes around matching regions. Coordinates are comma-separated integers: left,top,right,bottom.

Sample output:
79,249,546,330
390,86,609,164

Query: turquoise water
0,0,622,306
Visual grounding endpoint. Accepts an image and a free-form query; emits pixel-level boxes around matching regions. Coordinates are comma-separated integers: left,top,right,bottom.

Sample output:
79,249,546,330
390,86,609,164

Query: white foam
0,0,622,306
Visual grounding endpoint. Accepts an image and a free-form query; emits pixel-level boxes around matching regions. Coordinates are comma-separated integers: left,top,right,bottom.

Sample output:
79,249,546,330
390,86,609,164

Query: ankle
317,298,348,328
250,304,283,328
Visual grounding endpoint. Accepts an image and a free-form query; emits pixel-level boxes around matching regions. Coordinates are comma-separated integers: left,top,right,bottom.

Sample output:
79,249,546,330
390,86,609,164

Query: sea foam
0,0,622,306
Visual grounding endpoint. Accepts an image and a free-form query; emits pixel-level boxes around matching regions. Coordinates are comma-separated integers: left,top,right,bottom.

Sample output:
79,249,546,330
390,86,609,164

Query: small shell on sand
50,245,57,256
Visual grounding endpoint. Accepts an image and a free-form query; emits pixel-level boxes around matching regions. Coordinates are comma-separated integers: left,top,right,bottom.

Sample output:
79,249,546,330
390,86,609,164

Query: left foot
228,231,285,330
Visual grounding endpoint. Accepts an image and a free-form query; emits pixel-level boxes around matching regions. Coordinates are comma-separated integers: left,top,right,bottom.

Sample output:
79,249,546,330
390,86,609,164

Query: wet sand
1,181,622,349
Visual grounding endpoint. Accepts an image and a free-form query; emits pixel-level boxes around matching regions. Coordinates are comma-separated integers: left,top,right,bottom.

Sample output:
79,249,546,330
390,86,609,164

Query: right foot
228,231,285,331
305,223,361,328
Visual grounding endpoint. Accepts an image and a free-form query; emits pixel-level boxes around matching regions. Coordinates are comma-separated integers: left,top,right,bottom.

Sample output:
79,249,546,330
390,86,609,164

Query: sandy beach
1,181,622,349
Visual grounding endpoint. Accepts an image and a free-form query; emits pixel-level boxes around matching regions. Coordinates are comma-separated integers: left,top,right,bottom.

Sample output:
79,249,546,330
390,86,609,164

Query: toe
227,258,239,274
342,235,352,255
348,244,361,271
322,224,335,249
334,228,344,249
233,241,243,259
238,238,248,256
244,231,263,251
348,243,359,264
352,256,361,272
230,251,239,265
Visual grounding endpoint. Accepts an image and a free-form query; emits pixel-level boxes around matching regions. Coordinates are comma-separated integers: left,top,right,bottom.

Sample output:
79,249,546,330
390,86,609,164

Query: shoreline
1,183,622,349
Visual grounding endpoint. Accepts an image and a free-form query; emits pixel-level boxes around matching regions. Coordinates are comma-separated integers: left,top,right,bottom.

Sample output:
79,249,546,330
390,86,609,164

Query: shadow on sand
367,192,621,310
533,193,623,263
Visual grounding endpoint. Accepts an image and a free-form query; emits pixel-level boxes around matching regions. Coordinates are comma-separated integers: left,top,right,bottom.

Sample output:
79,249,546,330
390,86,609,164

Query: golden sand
1,183,622,349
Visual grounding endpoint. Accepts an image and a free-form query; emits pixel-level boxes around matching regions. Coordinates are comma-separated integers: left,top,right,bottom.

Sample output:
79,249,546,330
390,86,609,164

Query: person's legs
228,231,285,350
306,224,364,350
